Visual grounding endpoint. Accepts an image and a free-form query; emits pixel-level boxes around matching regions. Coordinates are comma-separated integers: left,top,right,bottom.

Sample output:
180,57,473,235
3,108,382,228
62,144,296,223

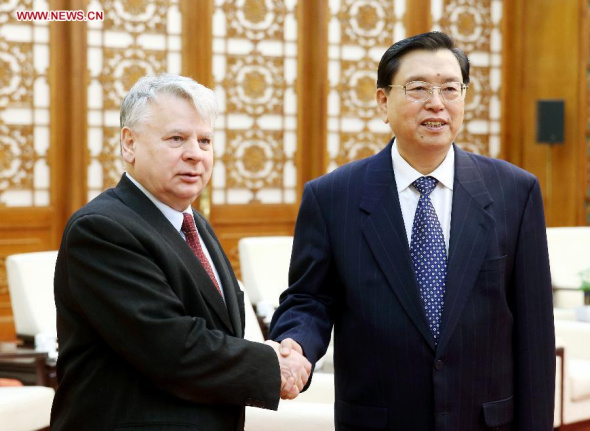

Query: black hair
376,31,470,89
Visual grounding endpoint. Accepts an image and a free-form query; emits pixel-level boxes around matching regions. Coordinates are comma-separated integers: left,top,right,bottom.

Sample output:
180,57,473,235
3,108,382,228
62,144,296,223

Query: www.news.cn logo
15,10,104,22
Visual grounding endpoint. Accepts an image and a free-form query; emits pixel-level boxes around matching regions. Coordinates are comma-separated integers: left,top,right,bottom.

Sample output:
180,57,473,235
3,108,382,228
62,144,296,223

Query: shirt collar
125,172,192,233
391,140,455,192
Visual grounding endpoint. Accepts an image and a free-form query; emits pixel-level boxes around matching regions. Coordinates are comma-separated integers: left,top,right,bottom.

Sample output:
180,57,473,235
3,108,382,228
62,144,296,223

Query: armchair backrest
240,281,265,342
546,227,590,289
6,251,58,338
238,236,293,307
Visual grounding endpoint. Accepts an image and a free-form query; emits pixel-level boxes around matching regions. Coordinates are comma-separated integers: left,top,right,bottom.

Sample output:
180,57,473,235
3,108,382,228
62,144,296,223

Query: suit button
245,397,253,406
434,359,444,370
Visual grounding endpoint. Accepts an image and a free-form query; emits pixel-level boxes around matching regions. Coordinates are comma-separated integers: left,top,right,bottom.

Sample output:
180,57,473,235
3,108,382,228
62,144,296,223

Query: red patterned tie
181,213,223,297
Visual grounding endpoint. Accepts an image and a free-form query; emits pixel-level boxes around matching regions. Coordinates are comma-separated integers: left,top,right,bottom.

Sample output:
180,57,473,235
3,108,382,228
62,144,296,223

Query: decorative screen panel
211,0,298,205
0,0,50,207
432,0,502,157
86,0,182,202
326,0,403,172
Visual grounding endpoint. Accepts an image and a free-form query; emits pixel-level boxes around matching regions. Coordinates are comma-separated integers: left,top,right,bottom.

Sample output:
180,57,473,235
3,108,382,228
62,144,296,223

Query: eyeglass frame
388,81,469,103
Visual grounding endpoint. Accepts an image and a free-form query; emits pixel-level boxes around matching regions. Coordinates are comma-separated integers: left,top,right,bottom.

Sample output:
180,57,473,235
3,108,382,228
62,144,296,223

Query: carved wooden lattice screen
211,0,298,205
326,0,400,172
0,0,52,338
0,0,51,207
327,0,503,172
432,0,503,157
86,0,182,202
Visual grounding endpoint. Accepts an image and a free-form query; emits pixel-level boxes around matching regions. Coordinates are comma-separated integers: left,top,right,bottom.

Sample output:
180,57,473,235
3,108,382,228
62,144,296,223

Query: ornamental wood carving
327,0,399,171
436,0,502,157
212,0,297,205
0,1,50,207
86,0,181,201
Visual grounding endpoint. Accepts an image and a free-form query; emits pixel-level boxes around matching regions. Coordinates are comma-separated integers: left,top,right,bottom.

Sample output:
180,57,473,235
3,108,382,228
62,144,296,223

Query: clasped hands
265,338,311,400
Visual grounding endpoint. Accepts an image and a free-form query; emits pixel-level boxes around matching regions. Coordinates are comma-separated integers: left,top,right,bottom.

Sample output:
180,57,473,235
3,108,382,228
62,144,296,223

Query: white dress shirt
391,142,454,253
125,173,224,296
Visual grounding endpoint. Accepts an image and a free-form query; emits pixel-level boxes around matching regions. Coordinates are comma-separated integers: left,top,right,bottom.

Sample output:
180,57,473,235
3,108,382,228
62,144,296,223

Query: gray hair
120,74,218,130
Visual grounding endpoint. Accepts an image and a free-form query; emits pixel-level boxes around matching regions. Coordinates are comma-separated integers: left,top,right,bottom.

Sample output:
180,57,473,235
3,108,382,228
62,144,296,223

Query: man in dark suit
51,74,310,430
270,32,555,430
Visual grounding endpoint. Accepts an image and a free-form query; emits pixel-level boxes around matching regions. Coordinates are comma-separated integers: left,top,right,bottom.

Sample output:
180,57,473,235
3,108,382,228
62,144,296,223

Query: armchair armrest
0,343,51,387
296,371,334,404
555,321,590,360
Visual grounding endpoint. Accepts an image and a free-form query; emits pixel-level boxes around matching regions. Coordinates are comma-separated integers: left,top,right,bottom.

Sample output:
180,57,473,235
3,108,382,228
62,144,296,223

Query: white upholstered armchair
6,251,59,347
554,318,590,430
546,227,590,308
241,281,335,430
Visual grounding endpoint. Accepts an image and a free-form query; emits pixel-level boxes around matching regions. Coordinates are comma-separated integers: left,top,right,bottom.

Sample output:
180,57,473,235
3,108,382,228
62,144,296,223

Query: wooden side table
0,342,57,389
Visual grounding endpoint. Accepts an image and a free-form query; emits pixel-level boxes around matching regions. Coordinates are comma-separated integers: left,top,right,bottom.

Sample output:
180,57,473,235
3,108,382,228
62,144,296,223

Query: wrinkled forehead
145,92,213,128
394,49,462,84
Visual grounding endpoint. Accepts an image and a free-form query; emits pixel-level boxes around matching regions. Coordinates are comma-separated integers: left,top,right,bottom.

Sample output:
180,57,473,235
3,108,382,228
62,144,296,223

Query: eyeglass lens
405,81,465,102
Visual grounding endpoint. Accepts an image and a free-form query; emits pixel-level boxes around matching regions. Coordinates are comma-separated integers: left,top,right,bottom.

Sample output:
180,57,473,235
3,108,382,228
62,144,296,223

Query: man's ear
375,88,389,124
121,127,136,164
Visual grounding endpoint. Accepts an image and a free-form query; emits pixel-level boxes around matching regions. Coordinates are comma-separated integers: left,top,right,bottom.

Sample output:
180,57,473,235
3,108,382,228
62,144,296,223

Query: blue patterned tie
410,176,447,343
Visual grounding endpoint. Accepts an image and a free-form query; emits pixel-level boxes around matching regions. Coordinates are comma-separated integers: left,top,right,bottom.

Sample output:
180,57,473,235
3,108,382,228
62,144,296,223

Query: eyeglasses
389,81,468,103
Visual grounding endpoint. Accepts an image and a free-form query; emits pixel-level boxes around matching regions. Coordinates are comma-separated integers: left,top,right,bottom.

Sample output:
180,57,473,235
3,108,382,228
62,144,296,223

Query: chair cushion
570,359,590,402
6,251,58,337
0,386,54,431
238,236,293,306
546,227,590,290
246,402,333,431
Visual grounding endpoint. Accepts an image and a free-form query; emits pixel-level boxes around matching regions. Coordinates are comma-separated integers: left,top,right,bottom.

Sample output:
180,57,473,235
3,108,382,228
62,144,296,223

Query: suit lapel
360,141,435,349
436,146,494,353
192,212,243,338
113,175,235,334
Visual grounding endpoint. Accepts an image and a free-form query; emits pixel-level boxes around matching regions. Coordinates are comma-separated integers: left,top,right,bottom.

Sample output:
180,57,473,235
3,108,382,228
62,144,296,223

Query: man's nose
426,88,445,109
183,139,204,160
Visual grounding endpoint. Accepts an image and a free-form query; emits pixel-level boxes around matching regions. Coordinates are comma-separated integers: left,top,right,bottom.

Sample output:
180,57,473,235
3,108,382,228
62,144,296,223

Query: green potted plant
575,268,590,321
581,268,590,306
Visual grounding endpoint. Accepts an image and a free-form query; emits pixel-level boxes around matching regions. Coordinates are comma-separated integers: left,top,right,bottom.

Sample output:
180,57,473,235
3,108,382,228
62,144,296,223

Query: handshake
265,338,312,400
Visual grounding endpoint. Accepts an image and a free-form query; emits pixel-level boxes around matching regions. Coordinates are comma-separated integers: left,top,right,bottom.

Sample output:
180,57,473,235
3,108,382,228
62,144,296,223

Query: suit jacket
270,141,555,431
51,175,280,431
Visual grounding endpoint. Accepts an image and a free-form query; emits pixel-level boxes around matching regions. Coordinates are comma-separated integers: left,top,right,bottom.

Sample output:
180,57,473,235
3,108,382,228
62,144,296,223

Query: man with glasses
270,31,555,430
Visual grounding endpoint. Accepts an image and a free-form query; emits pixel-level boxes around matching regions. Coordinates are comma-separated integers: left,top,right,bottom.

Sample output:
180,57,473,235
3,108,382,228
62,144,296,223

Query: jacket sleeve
269,182,336,366
512,178,555,430
59,212,281,409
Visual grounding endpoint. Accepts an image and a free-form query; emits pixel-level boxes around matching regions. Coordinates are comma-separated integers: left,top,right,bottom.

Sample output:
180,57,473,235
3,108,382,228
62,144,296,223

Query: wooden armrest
0,344,47,360
0,342,50,387
556,346,564,428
